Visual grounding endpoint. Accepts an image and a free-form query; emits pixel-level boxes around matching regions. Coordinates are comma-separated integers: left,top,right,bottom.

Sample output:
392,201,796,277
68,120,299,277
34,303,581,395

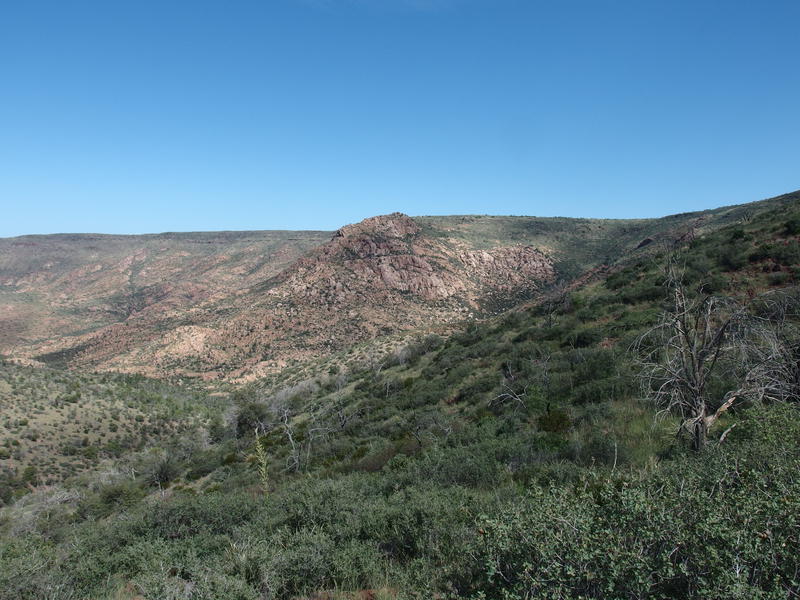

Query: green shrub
538,408,571,433
233,400,269,438
768,270,791,286
447,405,800,599
784,216,800,235
562,326,603,348
83,480,145,518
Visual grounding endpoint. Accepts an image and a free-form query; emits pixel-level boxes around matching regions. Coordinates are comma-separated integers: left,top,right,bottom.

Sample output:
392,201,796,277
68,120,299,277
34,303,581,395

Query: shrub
84,480,145,518
605,268,636,291
562,326,602,348
447,405,800,599
233,400,269,438
769,270,791,286
538,408,571,433
784,216,800,235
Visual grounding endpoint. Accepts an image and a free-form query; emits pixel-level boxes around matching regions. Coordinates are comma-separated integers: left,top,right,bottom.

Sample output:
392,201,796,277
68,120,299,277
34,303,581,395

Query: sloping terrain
0,230,330,359
0,360,217,493
1,192,799,600
1,213,556,379
0,192,796,382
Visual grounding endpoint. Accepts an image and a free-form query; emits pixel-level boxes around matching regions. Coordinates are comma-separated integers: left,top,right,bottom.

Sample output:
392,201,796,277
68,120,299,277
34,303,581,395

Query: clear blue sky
1,0,798,236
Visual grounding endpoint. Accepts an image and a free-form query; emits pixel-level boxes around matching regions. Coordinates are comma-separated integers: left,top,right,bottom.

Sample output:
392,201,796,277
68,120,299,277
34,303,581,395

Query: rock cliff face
275,212,552,306
461,246,554,290
278,213,467,303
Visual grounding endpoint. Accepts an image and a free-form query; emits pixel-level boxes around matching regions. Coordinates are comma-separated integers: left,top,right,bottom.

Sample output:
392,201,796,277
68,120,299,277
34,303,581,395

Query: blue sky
1,0,798,236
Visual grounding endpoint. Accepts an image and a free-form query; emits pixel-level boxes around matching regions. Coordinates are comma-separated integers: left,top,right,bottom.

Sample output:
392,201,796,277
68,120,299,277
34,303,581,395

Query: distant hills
1,191,797,381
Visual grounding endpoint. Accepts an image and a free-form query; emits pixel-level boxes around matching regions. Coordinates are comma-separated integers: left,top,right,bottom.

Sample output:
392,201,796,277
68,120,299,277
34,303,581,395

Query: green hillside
0,362,220,501
1,195,800,599
417,190,799,277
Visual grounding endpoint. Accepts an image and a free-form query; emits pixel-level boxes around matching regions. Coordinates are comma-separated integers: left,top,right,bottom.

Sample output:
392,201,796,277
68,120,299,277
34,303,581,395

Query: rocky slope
0,231,330,366
8,213,558,380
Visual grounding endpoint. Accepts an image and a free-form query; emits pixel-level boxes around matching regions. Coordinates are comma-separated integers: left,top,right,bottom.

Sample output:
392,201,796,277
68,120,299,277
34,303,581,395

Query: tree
742,288,800,404
634,267,749,450
634,265,800,450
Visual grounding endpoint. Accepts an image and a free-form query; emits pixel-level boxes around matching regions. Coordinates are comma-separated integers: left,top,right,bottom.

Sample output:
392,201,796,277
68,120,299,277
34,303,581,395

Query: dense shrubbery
2,404,797,600
2,202,800,598
452,405,800,600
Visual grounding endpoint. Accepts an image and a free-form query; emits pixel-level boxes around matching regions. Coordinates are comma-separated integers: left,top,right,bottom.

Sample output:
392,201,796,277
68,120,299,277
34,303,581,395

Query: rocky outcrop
461,246,553,290
335,212,420,239
272,213,555,308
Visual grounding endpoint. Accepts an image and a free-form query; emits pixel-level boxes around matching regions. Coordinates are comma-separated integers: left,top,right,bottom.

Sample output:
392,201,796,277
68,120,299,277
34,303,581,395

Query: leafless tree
490,381,529,412
541,280,569,328
326,393,361,431
275,407,302,472
633,267,748,450
529,350,551,391
411,413,453,447
634,266,800,450
738,289,800,403
268,402,331,473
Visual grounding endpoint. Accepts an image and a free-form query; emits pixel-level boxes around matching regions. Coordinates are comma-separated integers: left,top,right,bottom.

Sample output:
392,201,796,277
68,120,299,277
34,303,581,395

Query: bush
562,326,603,348
233,400,269,438
716,243,748,271
0,538,70,600
84,480,145,518
784,216,800,235
769,270,791,286
447,405,800,599
538,408,571,433
186,448,225,481
605,268,637,291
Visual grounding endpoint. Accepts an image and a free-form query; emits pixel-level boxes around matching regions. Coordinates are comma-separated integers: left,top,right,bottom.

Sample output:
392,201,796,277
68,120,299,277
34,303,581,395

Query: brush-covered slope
0,359,220,499
2,193,799,600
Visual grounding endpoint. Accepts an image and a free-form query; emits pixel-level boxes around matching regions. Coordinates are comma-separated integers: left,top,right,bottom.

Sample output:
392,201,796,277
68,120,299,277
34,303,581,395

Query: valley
0,194,776,381
1,191,799,600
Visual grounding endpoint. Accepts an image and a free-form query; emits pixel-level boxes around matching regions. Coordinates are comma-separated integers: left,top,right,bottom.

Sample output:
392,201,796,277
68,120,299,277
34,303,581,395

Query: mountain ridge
1,191,798,381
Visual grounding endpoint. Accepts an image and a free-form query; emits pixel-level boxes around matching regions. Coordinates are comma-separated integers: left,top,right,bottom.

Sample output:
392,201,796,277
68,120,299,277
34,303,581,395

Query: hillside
1,192,799,599
0,230,330,368
0,360,222,497
2,192,794,381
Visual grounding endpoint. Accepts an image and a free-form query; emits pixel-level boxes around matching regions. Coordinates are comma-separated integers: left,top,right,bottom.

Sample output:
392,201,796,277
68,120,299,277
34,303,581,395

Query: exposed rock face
275,212,553,307
461,246,553,290
336,212,421,240
1,213,559,380
278,213,467,303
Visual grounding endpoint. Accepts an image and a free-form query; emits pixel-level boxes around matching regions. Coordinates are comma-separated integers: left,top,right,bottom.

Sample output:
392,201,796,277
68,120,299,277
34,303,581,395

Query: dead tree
633,272,748,450
276,407,302,472
634,265,799,450
490,382,529,412
272,403,333,473
742,289,800,404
